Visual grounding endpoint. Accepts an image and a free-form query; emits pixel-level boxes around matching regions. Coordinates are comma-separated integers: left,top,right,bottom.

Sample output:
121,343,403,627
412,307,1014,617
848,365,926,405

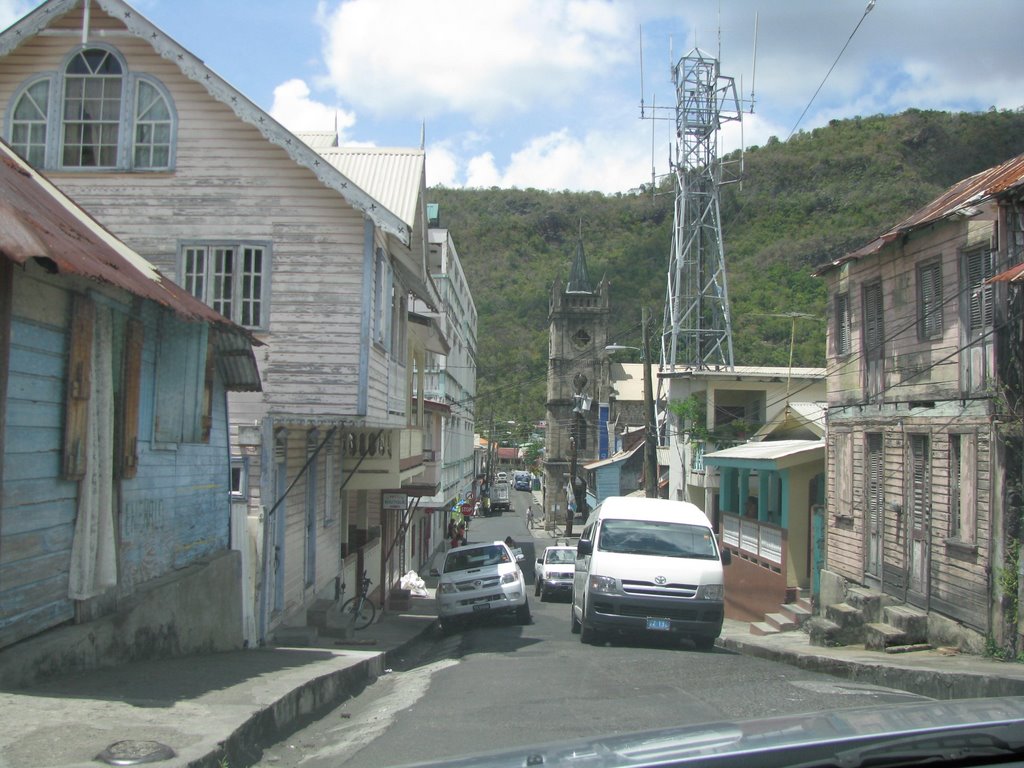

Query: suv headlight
588,575,617,594
698,583,724,600
501,571,519,585
439,582,456,594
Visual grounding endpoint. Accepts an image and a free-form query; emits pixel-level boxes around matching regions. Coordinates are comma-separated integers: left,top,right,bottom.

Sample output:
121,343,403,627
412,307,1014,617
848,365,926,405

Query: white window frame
5,44,177,171
230,456,248,499
180,241,271,330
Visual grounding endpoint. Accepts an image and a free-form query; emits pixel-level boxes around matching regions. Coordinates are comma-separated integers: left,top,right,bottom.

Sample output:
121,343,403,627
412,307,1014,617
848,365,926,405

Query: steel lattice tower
662,47,742,372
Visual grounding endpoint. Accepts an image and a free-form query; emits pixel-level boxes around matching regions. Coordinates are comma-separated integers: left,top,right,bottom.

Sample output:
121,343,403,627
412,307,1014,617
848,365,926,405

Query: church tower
543,233,610,528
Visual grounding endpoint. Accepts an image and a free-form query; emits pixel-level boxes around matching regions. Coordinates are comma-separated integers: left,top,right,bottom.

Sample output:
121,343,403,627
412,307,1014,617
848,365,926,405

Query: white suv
535,545,576,601
434,541,531,633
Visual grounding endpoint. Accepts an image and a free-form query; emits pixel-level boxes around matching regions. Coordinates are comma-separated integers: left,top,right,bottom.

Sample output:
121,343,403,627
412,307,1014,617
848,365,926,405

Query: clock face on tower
572,327,591,348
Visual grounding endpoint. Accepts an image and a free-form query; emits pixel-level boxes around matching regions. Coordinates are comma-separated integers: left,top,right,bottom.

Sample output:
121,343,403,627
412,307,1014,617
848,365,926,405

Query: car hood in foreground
401,696,1024,768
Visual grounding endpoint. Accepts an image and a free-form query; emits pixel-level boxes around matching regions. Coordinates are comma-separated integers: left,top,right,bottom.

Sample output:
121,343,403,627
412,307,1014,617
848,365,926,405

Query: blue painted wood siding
0,311,77,648
1,292,234,650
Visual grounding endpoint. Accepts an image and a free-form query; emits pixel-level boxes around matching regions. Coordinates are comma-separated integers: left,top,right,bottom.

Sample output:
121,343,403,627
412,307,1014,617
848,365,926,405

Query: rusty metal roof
815,152,1024,276
0,141,262,391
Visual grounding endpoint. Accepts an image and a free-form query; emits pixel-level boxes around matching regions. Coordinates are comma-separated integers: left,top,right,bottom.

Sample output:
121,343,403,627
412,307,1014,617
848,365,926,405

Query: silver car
434,541,531,633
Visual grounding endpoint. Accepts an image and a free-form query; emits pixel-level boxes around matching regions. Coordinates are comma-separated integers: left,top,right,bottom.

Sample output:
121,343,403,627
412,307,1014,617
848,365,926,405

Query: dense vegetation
428,109,1024,429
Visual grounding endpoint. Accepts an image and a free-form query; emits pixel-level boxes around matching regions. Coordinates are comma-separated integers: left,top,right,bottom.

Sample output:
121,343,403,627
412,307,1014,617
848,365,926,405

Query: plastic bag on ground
401,570,429,597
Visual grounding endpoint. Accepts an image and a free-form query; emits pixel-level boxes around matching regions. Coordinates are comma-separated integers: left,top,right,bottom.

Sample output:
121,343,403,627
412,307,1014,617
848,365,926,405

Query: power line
787,0,876,141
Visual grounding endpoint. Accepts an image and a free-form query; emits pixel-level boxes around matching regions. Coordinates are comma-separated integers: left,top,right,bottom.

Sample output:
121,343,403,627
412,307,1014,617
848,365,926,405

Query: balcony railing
722,513,783,565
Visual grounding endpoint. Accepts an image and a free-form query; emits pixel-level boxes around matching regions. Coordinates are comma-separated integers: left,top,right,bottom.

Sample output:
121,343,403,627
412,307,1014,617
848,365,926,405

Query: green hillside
428,108,1024,428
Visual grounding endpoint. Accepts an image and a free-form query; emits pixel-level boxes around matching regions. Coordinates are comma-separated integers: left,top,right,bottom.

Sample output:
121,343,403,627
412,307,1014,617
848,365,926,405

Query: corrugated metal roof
704,439,824,464
318,147,425,231
295,131,339,149
989,262,1024,284
816,152,1024,276
0,141,261,391
661,365,826,379
583,441,642,470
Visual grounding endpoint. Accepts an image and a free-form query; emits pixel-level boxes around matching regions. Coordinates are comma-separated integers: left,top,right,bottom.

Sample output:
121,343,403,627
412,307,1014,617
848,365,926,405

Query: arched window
6,45,175,171
10,78,49,167
62,47,123,167
133,78,173,168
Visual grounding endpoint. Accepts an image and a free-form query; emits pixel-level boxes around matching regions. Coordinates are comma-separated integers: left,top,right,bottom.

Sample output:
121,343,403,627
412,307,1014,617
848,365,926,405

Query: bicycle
340,570,376,630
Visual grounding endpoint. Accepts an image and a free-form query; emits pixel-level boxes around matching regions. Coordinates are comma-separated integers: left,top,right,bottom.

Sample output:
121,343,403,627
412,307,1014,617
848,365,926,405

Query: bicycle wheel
341,596,376,629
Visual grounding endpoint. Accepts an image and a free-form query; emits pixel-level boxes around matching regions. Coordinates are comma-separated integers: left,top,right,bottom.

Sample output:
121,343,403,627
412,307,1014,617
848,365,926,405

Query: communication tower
662,47,743,371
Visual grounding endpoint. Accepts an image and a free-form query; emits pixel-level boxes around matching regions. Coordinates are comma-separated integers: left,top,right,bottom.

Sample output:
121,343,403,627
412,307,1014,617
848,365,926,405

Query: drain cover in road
96,740,176,765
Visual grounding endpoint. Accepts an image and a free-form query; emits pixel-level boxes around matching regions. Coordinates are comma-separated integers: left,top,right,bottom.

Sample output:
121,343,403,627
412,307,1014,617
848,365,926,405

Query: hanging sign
382,492,407,510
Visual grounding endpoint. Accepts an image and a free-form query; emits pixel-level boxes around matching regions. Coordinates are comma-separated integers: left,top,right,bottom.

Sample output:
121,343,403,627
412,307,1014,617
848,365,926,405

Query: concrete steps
748,592,812,636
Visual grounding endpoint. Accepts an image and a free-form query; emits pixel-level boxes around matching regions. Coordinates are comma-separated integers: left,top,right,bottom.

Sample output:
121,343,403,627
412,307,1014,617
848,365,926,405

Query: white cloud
465,152,502,189
425,143,459,188
269,78,360,137
316,0,636,121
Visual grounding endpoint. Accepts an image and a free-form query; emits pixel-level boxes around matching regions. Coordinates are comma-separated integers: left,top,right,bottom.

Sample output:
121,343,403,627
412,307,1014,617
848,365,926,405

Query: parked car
496,471,508,482
571,496,730,649
514,471,532,491
433,541,531,633
535,545,576,601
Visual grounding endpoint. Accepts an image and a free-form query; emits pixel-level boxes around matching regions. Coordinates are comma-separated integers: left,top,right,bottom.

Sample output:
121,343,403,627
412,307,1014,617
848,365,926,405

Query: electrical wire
787,0,876,141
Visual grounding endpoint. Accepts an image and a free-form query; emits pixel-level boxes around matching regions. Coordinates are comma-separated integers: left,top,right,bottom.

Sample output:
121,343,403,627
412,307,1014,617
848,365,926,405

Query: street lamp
606,306,658,499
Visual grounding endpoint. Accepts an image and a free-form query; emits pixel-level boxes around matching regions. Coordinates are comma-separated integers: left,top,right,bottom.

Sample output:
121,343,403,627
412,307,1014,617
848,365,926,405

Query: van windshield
597,519,719,559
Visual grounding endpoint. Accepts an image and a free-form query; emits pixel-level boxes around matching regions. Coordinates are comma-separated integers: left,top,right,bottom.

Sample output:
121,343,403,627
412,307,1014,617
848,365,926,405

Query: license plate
472,603,491,612
646,618,670,631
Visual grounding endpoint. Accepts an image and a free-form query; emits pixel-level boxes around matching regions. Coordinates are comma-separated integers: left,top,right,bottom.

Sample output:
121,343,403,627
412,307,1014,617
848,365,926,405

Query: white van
570,496,730,649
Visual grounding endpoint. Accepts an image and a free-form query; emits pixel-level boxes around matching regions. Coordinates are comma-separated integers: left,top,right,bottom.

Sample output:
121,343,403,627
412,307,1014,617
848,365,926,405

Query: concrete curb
210,620,438,768
717,635,1024,701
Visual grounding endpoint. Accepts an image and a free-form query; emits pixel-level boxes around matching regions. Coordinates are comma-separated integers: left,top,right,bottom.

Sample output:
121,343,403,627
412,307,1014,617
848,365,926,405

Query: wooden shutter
863,283,884,359
967,249,994,332
835,293,850,356
62,294,94,480
866,433,883,525
919,262,943,339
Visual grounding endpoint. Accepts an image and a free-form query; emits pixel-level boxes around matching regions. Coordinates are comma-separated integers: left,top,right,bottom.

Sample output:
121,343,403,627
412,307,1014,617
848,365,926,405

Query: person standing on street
526,505,534,529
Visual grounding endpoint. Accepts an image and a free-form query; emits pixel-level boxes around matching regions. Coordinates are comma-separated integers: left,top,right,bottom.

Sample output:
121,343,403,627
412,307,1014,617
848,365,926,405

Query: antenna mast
661,46,742,372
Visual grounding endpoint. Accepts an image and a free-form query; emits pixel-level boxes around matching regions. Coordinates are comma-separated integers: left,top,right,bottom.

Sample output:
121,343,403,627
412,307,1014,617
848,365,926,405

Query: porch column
779,469,791,528
759,471,770,521
720,467,736,513
738,469,751,516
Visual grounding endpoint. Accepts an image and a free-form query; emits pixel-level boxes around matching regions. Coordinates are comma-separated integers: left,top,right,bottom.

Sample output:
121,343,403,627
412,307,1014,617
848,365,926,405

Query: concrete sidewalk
3,503,1024,768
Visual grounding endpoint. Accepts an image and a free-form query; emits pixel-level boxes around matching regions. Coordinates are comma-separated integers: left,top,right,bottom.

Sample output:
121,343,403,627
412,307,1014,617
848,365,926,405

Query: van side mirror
577,539,593,557
720,548,732,566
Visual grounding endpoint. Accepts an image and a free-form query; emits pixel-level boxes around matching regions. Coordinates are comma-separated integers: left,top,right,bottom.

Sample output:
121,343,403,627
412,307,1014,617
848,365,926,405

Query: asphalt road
254,493,929,767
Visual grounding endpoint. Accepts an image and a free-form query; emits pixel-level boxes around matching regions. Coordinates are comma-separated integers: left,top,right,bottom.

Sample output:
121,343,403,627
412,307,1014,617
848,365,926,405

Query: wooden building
814,152,1024,652
0,0,447,646
0,139,260,683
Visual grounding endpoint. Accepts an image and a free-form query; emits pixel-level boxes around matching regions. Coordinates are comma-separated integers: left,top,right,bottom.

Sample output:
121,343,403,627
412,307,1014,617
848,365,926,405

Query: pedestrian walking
526,505,534,529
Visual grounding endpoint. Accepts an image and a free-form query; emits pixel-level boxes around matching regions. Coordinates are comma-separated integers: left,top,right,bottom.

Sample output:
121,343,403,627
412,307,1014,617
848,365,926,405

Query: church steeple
566,223,593,295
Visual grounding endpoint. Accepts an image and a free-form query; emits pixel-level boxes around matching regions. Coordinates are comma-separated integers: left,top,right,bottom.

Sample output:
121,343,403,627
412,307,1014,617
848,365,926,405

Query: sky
1,0,1021,194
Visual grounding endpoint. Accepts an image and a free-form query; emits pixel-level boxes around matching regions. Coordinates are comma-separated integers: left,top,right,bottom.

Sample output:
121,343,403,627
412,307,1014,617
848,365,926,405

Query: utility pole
566,435,576,537
642,307,658,498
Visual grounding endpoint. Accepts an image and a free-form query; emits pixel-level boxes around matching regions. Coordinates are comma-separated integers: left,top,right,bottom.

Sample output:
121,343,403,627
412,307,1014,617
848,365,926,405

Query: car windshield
443,545,511,573
546,549,576,564
597,519,719,559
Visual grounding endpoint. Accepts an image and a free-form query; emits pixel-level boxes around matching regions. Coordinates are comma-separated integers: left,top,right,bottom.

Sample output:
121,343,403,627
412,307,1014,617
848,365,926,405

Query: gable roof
0,0,412,246
815,152,1024,276
0,140,261,390
318,147,425,235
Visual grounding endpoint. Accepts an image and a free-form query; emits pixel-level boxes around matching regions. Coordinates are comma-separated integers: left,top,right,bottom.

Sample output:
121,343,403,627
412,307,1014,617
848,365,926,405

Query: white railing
722,513,783,565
